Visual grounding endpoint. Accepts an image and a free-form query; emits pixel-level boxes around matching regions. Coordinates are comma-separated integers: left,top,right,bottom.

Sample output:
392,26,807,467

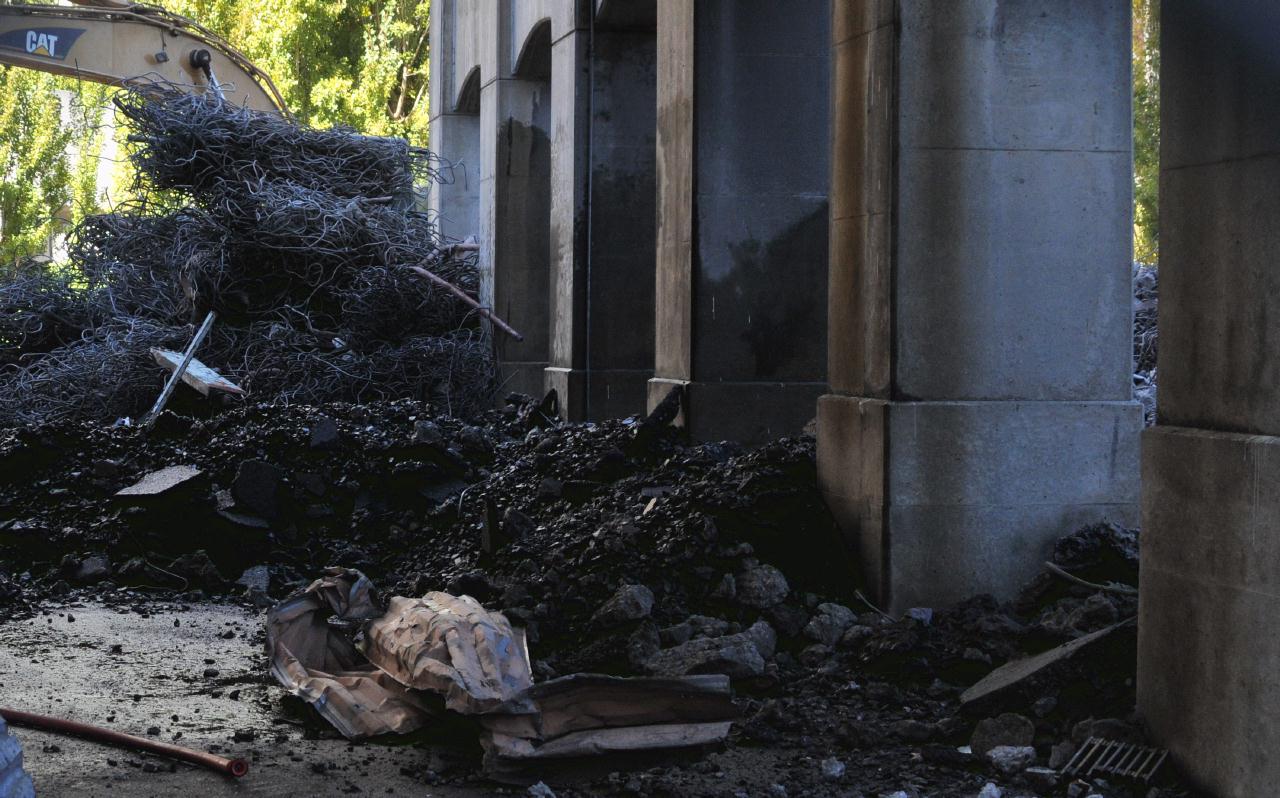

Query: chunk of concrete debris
362,592,534,715
820,757,846,780
970,713,1035,756
592,584,655,626
960,619,1134,708
645,620,775,679
736,565,789,608
150,348,245,396
977,783,1002,798
987,745,1036,774
115,465,201,497
804,602,857,647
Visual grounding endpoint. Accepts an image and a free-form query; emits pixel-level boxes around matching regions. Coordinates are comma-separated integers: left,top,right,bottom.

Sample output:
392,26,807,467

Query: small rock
411,420,443,446
736,565,789,608
710,573,736,600
236,565,270,594
231,460,284,519
976,784,1002,798
987,745,1036,774
891,719,934,743
971,713,1035,756
537,478,563,500
502,508,536,540
645,629,767,679
309,416,341,449
744,620,777,660
592,584,655,625
1032,695,1058,717
232,729,255,742
905,607,933,625
527,783,556,798
819,757,845,780
1048,740,1077,770
840,624,874,648
804,603,857,646
74,555,111,583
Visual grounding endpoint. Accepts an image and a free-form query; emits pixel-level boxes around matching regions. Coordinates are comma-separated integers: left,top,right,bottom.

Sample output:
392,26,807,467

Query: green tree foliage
0,0,430,264
1133,0,1160,264
165,0,431,140
0,68,107,268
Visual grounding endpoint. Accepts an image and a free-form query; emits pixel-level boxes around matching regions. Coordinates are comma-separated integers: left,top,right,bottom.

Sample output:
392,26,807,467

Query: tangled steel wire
0,84,496,426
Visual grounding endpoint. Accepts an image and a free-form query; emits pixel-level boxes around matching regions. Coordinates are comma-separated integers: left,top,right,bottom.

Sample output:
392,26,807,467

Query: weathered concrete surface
0,604,486,797
819,0,1139,611
650,0,830,443
548,19,657,421
817,396,1140,610
1139,427,1280,798
1137,4,1280,795
1157,0,1280,435
481,75,553,398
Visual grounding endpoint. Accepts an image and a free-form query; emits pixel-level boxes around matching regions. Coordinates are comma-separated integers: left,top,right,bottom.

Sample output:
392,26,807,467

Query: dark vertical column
480,31,553,398
1138,3,1280,795
547,3,657,420
651,0,831,444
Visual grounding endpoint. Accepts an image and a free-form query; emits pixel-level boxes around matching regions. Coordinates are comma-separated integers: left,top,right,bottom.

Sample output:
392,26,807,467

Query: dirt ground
0,602,491,797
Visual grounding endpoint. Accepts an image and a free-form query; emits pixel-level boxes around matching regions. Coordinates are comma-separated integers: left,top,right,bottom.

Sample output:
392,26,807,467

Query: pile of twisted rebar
0,84,495,426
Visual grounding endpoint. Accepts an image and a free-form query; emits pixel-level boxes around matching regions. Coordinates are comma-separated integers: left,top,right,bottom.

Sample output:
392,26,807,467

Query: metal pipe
0,707,249,778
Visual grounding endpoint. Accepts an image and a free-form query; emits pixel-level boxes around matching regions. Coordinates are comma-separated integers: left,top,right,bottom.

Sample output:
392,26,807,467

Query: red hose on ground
0,708,248,778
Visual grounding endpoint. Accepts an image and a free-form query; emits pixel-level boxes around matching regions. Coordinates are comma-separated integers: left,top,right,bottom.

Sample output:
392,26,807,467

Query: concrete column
426,0,481,242
817,1,1141,612
546,6,658,421
651,0,830,443
1137,3,1280,795
480,70,552,398
428,113,480,241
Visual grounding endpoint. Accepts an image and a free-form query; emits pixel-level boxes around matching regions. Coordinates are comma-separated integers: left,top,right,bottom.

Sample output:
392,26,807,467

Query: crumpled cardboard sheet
362,593,535,716
477,673,736,775
267,571,737,774
265,569,441,739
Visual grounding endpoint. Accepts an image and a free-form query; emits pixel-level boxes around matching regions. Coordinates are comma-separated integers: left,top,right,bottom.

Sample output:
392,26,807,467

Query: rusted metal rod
406,265,524,342
0,708,249,778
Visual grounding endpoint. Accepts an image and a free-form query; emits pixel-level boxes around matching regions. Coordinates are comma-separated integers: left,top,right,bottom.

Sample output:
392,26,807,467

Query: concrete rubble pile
0,391,1200,795
0,83,496,428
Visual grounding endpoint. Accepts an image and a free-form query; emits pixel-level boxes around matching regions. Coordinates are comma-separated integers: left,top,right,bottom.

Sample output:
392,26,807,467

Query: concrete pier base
818,0,1139,611
1136,3,1280,795
818,396,1140,610
1139,426,1280,796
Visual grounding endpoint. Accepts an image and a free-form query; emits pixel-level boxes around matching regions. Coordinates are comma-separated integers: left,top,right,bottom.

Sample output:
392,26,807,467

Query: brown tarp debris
363,593,534,715
265,569,441,738
265,571,737,772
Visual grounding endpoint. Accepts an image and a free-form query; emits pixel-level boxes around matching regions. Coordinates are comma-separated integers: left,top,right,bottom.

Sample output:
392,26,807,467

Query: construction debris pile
0,85,494,427
0,393,1196,796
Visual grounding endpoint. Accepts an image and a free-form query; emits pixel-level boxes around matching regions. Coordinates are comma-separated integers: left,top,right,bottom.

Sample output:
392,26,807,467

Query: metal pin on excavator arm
0,0,286,114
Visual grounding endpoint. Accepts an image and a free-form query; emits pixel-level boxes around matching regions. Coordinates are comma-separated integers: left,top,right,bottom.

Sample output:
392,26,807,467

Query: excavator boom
0,1,286,113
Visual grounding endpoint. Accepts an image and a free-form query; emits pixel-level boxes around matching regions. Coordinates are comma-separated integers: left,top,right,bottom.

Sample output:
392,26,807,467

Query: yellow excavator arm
0,0,286,113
